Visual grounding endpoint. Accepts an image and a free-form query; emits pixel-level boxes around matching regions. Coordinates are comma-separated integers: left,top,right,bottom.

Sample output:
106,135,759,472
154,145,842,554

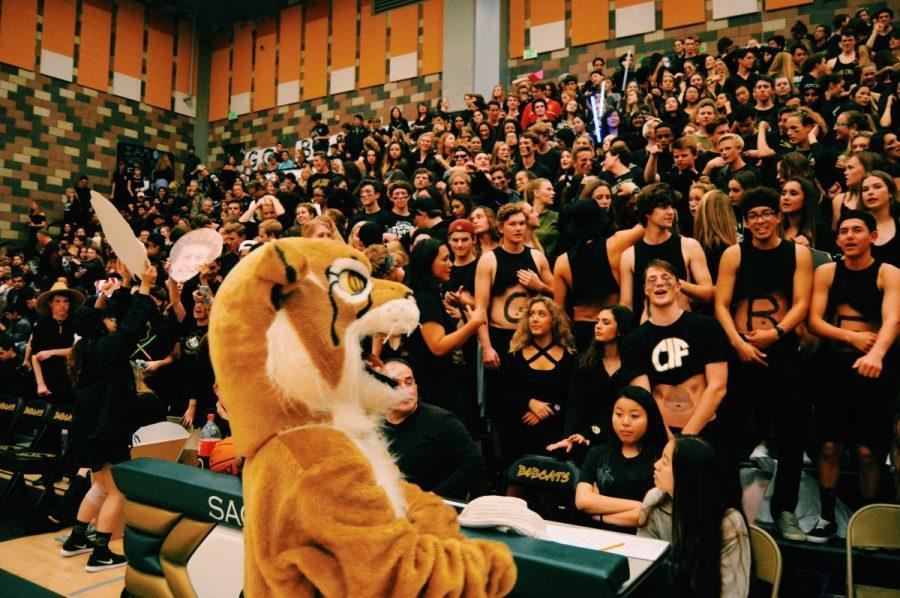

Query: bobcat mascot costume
209,238,516,597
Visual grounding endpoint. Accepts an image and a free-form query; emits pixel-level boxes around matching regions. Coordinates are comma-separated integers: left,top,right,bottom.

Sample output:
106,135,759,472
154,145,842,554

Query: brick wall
508,0,870,83
206,73,443,166
0,63,194,242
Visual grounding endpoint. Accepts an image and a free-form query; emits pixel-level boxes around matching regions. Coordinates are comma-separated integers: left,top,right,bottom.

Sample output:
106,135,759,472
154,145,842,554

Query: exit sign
523,48,537,59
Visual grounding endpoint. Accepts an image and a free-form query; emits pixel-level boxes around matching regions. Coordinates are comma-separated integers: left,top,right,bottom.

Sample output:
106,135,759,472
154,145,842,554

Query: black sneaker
60,534,95,557
806,518,836,544
85,550,127,572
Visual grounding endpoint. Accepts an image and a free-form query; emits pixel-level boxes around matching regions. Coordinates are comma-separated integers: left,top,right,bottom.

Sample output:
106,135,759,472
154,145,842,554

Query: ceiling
137,0,296,38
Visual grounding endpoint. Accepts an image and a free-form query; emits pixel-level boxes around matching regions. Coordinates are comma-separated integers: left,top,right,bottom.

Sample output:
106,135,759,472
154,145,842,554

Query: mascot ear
255,240,310,286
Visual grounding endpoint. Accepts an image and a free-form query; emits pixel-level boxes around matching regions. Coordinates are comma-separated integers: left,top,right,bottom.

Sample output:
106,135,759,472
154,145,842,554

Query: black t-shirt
311,123,330,152
621,311,729,388
579,444,655,502
448,260,477,295
403,289,463,414
347,208,393,233
382,403,484,499
535,148,562,179
382,211,415,239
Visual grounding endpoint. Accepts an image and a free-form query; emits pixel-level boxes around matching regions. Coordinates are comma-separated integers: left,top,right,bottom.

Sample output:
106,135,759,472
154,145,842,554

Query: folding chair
846,503,900,597
0,403,75,523
0,395,24,444
749,524,782,597
506,454,580,522
0,399,52,455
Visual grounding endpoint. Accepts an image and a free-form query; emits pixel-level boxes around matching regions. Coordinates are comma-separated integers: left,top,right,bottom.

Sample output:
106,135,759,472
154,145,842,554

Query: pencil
599,542,625,551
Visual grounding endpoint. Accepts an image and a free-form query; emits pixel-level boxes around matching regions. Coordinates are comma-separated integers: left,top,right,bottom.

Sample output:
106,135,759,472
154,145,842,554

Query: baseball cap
448,219,475,235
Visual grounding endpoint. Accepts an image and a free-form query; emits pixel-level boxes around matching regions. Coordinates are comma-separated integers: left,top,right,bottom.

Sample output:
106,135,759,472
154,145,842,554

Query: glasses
454,154,468,159
746,210,776,223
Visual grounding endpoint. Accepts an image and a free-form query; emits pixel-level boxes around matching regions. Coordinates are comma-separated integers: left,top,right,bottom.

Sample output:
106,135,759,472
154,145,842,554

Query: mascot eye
327,258,373,304
338,270,367,295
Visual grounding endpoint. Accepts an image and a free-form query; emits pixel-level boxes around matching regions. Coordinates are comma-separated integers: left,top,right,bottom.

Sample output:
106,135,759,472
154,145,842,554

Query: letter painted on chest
651,337,690,372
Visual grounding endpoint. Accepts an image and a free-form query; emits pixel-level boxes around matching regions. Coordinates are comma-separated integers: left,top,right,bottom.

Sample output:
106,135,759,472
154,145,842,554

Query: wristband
775,325,785,339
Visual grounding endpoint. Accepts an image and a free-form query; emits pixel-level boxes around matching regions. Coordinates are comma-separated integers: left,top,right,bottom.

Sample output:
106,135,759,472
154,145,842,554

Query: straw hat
36,281,85,316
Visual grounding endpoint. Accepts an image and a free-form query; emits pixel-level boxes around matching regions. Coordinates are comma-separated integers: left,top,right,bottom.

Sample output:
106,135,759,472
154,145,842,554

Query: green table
115,458,660,596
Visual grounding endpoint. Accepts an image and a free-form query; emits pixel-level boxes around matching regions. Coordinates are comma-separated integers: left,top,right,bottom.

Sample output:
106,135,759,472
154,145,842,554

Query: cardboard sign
90,190,149,279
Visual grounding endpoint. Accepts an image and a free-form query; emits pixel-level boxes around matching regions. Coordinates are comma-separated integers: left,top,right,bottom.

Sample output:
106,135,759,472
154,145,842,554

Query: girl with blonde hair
693,190,738,282
501,296,575,468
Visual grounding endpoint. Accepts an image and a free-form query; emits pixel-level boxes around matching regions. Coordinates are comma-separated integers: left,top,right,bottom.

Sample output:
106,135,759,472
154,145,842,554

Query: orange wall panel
509,0,524,58
77,0,113,90
529,0,564,26
662,0,705,28
208,38,230,121
331,0,358,70
112,0,144,78
766,0,812,8
175,19,198,95
253,16,276,111
358,0,386,88
144,11,174,109
302,1,328,99
278,5,302,84
421,0,443,75
389,4,418,57
572,0,609,45
0,0,38,70
231,21,253,96
41,0,77,57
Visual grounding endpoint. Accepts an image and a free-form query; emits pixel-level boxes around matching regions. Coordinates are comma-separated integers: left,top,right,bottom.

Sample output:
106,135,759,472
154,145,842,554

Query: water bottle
197,414,222,469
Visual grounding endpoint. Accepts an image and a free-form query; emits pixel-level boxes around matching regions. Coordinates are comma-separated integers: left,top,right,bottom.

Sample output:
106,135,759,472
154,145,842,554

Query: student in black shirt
381,360,485,500
310,114,330,153
347,179,392,232
715,187,813,542
402,239,484,420
622,259,729,437
807,210,899,542
574,386,668,531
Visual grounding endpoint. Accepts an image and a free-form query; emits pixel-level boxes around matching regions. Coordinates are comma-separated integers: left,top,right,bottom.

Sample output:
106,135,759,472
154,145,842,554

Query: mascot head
209,238,419,457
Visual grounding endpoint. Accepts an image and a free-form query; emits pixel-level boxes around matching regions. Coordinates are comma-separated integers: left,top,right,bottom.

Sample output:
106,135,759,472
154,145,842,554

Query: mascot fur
209,238,516,597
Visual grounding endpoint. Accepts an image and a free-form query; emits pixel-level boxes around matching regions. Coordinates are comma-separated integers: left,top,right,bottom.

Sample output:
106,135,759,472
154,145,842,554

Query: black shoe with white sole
85,550,127,572
60,535,95,557
806,518,836,544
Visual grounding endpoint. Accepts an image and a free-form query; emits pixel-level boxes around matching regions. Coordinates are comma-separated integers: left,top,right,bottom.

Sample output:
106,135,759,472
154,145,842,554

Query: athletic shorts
814,348,897,458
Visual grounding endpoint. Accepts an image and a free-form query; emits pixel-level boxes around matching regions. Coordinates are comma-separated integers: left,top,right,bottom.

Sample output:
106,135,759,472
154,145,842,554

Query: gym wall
0,0,197,242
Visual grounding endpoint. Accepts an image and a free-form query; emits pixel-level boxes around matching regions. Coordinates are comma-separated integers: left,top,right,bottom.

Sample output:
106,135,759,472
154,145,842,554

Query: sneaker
60,534,95,557
776,511,807,542
85,550,127,572
806,518,837,544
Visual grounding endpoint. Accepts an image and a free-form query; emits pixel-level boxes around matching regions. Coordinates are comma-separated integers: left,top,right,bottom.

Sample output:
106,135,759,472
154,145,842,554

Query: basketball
209,437,241,475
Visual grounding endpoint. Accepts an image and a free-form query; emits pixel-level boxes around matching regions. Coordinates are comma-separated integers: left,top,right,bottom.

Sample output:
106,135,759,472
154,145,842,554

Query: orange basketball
209,437,241,475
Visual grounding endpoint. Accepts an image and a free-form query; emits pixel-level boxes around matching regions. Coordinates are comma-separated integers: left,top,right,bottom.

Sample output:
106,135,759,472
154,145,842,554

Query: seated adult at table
381,359,486,500
639,435,750,598
574,386,668,532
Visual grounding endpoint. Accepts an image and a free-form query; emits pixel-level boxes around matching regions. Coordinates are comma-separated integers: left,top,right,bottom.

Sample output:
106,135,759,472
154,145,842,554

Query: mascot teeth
387,335,402,350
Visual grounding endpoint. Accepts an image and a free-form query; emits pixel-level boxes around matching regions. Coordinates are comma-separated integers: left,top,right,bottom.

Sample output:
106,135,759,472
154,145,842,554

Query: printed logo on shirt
651,337,690,372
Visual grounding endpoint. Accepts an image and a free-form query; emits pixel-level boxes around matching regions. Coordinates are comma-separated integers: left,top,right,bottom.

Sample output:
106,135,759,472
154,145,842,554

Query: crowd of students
1,7,898,593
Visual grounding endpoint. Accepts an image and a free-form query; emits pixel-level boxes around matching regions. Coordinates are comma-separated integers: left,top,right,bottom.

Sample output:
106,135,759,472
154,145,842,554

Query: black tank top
826,259,882,323
568,239,618,306
491,246,539,296
633,233,687,318
872,221,899,267
734,239,796,303
833,55,860,86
